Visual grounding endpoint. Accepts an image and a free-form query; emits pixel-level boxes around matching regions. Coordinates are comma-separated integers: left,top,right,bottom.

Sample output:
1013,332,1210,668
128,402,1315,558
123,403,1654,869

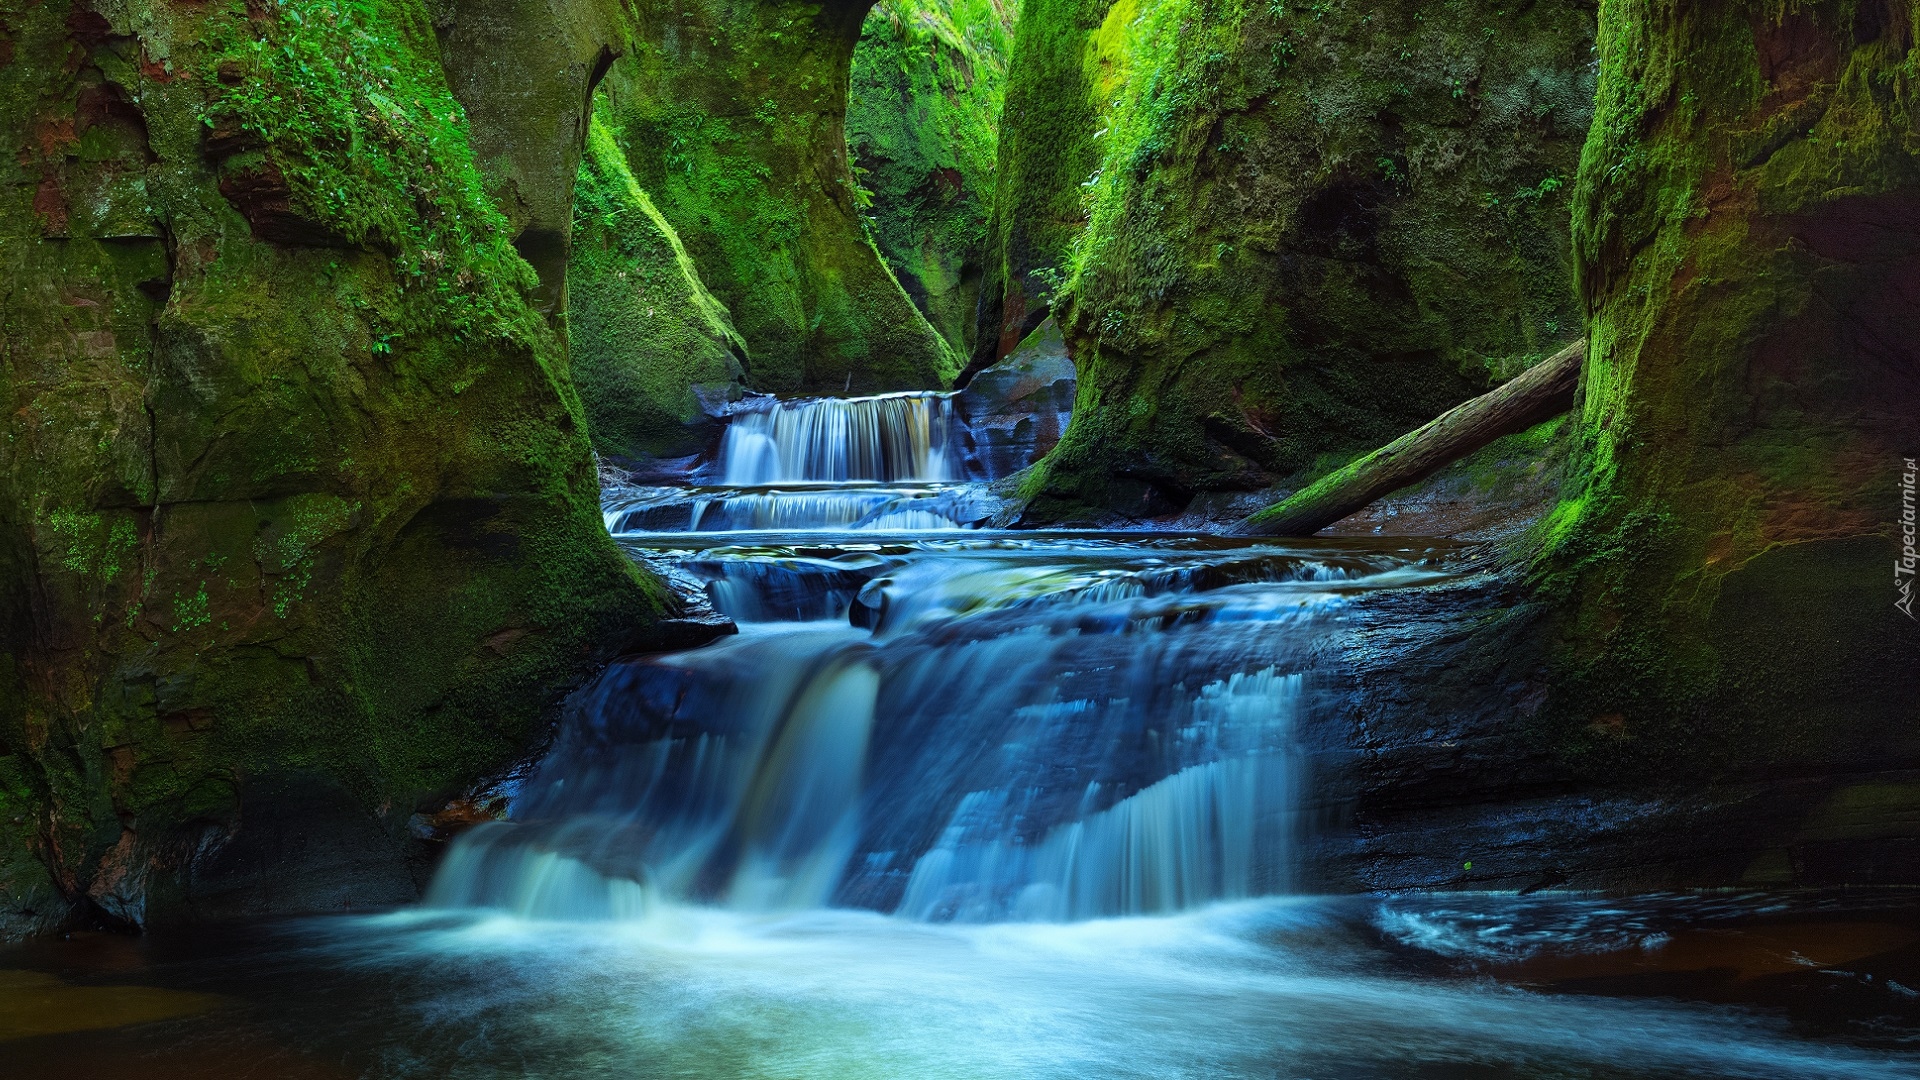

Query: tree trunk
1234,339,1585,536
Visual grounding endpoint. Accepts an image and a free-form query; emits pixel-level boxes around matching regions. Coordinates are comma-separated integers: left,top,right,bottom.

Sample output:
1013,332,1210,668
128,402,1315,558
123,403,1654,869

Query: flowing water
5,393,1918,1078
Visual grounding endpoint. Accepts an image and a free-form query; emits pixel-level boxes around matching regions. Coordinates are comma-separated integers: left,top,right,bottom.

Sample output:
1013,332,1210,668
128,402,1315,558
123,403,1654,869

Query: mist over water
16,895,1912,1080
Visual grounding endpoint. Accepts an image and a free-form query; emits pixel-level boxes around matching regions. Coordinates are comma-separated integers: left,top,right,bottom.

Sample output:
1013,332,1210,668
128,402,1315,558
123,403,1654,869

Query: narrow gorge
2,0,1918,1075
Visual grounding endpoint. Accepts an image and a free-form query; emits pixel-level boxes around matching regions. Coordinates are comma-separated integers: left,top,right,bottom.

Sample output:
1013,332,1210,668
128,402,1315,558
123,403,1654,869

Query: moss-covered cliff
968,0,1109,376
591,0,958,394
1535,0,1920,783
569,117,748,464
0,0,678,936
846,0,1017,357
986,0,1595,520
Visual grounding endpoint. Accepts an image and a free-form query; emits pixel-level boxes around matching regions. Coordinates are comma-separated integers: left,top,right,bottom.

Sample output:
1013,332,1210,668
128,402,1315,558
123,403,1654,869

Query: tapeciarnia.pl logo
1900,457,1917,621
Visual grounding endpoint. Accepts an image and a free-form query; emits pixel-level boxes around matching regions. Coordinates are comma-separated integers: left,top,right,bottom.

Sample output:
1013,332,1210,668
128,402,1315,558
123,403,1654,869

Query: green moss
847,0,1018,356
995,0,1594,520
569,115,747,461
970,0,1117,368
1,0,671,930
203,0,543,341
594,0,957,393
1528,0,1920,780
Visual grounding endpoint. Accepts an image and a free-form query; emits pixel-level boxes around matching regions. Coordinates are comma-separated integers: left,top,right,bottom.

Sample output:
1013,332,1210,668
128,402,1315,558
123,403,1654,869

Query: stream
4,393,1918,1078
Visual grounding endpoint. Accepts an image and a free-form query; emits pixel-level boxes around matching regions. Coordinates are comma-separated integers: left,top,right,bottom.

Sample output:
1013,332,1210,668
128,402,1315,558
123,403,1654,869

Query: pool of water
4,891,1918,1079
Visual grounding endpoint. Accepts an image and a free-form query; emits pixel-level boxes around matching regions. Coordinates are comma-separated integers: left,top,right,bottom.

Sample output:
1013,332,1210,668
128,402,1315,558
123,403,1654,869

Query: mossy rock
0,0,677,933
847,0,1018,357
594,0,959,394
990,0,1594,520
570,116,748,463
1532,0,1920,780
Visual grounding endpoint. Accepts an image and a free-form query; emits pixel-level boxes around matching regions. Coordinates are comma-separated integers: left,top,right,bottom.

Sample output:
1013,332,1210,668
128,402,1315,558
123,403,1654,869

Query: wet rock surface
954,318,1076,481
1305,566,1920,893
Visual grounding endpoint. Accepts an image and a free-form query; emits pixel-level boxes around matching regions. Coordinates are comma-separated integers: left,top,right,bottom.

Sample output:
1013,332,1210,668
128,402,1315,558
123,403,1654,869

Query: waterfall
427,537,1453,923
897,671,1299,921
720,392,957,484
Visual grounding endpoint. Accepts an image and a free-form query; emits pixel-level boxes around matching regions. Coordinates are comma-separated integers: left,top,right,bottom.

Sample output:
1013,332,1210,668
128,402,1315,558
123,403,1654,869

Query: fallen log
1233,339,1585,537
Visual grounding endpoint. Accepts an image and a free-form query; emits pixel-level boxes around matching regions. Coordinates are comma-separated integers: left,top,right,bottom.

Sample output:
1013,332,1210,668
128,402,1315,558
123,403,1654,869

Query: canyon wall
847,0,1018,358
0,0,683,937
592,0,958,394
1534,0,1920,788
985,0,1595,520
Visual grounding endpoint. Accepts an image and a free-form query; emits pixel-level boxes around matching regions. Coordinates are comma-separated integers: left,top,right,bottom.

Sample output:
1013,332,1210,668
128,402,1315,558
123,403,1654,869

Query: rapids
453,391,1454,922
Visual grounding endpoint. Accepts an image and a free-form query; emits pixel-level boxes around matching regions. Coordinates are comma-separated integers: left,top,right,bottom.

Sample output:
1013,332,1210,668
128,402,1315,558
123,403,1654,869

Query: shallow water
4,893,1919,1079
10,402,1914,1078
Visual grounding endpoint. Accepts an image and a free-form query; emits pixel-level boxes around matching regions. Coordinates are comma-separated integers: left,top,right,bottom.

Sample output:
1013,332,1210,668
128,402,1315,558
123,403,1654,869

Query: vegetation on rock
847,0,1018,357
592,0,958,394
0,0,671,936
1533,0,1920,782
569,117,748,464
987,0,1595,520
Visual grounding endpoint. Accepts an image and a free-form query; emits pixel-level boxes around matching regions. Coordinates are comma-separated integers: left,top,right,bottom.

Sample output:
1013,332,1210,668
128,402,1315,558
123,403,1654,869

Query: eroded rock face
593,0,958,394
432,0,637,312
1299,0,1920,891
0,0,684,937
955,317,1075,481
1300,568,1920,894
569,117,749,465
847,0,1018,358
1537,0,1920,783
986,0,1595,521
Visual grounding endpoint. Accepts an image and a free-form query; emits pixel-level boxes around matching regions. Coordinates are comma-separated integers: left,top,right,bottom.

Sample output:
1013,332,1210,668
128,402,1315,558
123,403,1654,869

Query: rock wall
967,0,1108,378
0,0,686,937
432,0,635,314
1534,0,1920,783
984,0,1596,520
593,0,958,394
569,116,748,465
1297,0,1920,894
847,0,1017,358
955,317,1075,480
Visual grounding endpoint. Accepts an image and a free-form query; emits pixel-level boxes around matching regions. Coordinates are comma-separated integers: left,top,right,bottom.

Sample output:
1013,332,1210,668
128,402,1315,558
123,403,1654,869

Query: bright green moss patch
204,0,542,341
848,0,1018,355
569,115,747,461
1530,0,1920,778
594,0,956,393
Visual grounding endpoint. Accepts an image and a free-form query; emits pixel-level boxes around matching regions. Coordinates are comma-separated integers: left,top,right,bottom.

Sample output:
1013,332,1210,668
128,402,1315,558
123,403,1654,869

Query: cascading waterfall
601,392,978,533
720,392,958,485
428,537,1453,923
193,390,1913,1080
433,384,1452,925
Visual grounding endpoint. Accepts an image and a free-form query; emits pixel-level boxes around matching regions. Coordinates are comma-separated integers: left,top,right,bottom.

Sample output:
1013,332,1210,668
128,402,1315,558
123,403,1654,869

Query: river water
4,393,1918,1077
